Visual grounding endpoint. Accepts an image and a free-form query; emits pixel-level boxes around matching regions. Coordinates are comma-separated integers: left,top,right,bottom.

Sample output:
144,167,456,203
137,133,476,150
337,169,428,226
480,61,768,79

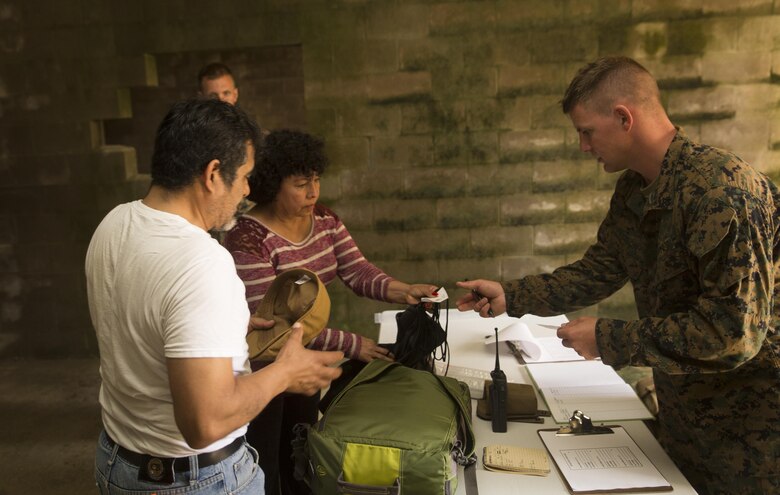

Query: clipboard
537,411,672,494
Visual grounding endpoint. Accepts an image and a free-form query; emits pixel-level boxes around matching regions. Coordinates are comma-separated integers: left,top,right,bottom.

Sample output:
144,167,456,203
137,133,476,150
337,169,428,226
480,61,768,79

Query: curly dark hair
248,129,328,206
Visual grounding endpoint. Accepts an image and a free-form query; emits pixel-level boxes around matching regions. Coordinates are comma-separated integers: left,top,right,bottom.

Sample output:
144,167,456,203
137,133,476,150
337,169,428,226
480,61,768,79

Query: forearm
503,251,628,317
168,357,291,449
386,280,411,305
598,296,770,373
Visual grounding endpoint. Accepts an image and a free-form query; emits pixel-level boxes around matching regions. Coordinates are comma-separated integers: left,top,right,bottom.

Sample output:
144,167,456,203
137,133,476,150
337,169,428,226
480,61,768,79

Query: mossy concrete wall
1,0,779,356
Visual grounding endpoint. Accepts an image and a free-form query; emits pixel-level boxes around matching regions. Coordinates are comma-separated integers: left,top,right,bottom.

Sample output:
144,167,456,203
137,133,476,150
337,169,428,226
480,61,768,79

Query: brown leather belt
107,434,244,483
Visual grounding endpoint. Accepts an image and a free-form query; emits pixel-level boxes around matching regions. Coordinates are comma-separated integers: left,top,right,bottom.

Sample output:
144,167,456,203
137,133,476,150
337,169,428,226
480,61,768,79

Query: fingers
248,316,275,331
314,349,345,367
296,366,343,395
455,288,480,311
287,324,311,347
455,280,477,290
374,346,394,362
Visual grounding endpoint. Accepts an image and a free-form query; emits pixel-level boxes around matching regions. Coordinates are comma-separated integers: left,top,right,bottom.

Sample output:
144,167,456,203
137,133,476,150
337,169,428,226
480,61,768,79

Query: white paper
527,361,653,423
486,321,584,363
538,427,671,493
421,286,449,303
485,322,542,359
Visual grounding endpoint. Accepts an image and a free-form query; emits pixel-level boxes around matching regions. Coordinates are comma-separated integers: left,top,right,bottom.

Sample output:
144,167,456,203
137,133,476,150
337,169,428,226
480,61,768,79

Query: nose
579,136,591,153
307,181,319,199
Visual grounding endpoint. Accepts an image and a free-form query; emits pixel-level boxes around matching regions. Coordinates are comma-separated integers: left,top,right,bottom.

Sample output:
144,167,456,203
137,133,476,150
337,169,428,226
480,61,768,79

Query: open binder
537,412,672,494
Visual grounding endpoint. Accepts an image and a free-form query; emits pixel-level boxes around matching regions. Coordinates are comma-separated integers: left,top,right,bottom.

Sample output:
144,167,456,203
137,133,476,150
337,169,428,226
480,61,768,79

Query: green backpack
294,359,476,495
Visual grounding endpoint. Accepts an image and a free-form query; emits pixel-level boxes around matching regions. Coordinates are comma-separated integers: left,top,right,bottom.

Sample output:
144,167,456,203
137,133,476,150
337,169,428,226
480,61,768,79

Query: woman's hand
358,337,394,363
386,281,439,305
404,284,440,305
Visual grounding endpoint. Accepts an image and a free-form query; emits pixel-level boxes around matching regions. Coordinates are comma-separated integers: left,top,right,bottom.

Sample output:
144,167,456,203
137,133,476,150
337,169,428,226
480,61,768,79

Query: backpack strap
432,373,477,462
291,423,312,483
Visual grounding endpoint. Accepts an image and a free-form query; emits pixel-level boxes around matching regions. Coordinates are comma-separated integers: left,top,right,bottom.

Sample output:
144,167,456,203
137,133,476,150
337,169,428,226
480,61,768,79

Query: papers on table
485,320,584,363
538,426,672,493
482,444,550,476
527,361,654,423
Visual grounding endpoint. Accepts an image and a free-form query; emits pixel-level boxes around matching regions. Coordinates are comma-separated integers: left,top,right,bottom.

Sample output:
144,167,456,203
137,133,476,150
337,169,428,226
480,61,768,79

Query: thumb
287,323,304,342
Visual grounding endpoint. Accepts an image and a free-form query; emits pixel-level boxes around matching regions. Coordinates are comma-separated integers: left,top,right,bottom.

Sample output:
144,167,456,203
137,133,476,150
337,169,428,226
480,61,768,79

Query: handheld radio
489,327,508,432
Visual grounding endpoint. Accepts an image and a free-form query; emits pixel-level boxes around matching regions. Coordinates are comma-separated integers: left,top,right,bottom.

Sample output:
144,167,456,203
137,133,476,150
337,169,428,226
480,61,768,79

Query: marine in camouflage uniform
503,128,780,494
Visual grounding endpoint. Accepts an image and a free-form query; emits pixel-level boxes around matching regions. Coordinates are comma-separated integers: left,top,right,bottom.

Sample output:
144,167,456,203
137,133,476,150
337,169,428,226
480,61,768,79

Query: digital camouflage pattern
503,129,779,494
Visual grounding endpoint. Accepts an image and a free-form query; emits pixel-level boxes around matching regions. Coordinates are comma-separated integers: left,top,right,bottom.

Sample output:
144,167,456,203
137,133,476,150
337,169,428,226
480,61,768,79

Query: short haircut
248,129,328,206
150,98,260,190
198,62,234,85
561,56,661,114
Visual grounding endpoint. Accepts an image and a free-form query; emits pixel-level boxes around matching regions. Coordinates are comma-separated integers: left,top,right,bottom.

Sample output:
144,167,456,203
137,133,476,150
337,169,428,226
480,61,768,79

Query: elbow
688,340,760,372
177,418,226,450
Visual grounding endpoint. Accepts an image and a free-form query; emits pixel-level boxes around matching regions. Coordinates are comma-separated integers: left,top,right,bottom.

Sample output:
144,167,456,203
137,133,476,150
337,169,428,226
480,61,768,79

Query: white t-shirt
86,200,250,457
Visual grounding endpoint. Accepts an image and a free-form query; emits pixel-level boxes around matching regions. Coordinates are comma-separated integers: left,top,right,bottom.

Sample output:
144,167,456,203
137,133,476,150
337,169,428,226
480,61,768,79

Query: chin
215,217,238,232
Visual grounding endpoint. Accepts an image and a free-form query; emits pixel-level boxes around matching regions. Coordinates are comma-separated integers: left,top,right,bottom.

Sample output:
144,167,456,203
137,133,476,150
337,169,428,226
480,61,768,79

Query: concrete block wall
307,0,780,332
103,46,306,173
1,0,778,356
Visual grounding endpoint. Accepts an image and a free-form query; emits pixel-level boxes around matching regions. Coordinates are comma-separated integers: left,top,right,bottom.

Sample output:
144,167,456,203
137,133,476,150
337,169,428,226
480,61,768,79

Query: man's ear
202,159,221,193
614,105,633,131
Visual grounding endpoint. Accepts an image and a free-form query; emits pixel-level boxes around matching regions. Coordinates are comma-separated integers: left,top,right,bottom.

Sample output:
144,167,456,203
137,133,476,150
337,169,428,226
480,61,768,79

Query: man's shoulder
677,136,774,197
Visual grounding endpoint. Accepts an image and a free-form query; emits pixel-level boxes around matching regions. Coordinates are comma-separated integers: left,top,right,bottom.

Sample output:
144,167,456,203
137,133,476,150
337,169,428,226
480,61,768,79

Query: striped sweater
224,204,395,359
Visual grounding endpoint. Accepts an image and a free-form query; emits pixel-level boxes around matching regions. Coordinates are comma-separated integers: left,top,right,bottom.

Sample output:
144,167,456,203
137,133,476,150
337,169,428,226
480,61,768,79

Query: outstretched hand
455,279,506,317
275,324,344,395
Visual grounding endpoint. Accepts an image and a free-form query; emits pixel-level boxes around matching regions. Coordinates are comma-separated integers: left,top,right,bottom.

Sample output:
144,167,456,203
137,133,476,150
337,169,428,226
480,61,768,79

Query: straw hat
248,268,331,361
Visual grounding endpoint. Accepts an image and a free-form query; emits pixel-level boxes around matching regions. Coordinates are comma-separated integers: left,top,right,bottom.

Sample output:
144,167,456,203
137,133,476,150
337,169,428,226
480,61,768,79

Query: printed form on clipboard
538,425,672,494
485,315,585,364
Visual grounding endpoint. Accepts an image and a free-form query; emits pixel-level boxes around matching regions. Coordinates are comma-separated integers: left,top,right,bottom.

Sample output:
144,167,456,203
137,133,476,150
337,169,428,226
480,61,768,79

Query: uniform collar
626,127,688,217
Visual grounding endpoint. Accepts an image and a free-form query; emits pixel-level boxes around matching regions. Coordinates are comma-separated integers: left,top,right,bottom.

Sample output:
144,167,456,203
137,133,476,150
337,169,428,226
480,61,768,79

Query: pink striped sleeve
328,220,395,302
308,327,362,359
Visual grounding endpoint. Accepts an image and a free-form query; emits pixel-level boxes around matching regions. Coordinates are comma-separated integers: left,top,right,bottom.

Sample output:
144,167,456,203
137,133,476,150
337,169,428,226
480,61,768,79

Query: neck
143,184,210,230
259,203,309,226
634,119,677,185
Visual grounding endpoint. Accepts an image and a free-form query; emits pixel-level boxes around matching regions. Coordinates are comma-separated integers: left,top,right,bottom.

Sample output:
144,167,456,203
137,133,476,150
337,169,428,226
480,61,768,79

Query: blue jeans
95,430,265,494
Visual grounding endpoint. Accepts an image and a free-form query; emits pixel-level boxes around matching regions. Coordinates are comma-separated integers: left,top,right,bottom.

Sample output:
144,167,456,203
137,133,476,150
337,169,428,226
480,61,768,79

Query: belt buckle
137,455,176,484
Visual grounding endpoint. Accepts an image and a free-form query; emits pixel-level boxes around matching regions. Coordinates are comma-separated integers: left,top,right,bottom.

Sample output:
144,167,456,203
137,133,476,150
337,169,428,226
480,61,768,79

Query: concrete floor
0,358,101,495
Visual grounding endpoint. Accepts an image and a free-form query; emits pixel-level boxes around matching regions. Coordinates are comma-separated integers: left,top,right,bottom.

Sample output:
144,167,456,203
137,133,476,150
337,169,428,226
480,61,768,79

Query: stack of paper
485,321,584,363
527,361,653,423
482,444,550,476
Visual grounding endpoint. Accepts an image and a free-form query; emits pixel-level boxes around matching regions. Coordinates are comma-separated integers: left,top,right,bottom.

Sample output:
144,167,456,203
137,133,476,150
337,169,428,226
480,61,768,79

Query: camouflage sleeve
598,188,773,373
502,198,630,317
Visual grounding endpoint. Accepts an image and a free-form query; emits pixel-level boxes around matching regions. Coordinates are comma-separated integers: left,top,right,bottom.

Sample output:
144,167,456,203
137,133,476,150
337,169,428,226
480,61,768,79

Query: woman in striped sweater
224,129,437,495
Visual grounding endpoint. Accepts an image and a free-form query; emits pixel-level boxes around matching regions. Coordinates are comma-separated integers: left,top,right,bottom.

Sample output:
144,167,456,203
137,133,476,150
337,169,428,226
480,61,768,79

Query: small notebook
482,444,550,476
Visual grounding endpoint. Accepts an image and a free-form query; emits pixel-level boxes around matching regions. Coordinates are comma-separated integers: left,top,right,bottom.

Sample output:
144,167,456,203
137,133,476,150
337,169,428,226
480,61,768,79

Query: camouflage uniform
503,129,780,494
